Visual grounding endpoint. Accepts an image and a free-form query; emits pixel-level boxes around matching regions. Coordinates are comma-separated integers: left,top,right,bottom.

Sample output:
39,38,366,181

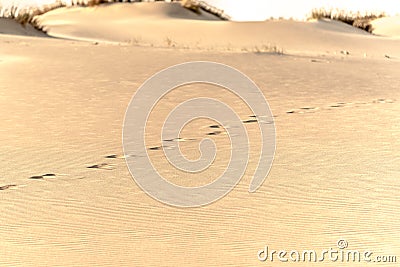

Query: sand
0,2,399,267
0,18,48,37
371,15,400,38
37,3,400,58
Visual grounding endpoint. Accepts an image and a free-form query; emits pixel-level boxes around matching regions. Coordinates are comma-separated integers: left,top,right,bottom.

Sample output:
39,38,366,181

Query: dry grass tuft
2,5,49,32
180,0,230,20
253,44,284,55
309,8,386,33
180,0,201,14
165,36,177,47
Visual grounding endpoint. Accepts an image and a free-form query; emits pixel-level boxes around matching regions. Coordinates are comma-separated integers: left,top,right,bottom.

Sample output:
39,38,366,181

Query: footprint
329,103,346,108
87,163,115,170
242,119,258,124
105,154,127,159
207,131,222,136
373,98,395,104
30,173,57,179
163,138,196,142
149,146,162,151
29,175,44,179
148,145,174,151
299,107,319,113
287,106,320,114
0,184,17,191
310,59,329,63
283,98,396,117
105,153,142,159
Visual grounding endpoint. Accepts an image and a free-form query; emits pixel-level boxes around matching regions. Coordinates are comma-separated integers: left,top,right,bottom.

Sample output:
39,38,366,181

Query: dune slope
0,18,48,37
35,2,400,58
371,15,400,38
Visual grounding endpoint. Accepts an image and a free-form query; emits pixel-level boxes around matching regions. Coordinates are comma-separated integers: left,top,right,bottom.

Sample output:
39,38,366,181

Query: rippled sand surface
1,4,400,266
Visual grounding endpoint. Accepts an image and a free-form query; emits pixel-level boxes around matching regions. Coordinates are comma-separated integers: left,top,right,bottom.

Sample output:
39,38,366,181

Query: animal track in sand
87,163,115,170
142,97,394,156
286,98,396,114
148,145,175,151
105,153,146,159
146,138,198,151
243,119,258,124
149,146,163,151
243,115,275,124
0,184,17,191
29,173,57,179
310,59,330,63
373,98,395,104
163,137,197,142
206,131,222,136
286,107,319,114
29,176,44,179
105,154,126,159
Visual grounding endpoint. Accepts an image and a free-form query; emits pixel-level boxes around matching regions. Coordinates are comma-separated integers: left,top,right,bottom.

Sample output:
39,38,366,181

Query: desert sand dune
36,2,400,58
0,2,400,267
0,17,48,36
371,15,400,38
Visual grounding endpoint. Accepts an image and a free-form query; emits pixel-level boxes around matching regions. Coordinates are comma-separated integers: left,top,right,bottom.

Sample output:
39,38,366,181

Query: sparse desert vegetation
180,0,201,14
309,8,386,33
1,5,49,32
2,1,389,35
253,44,284,55
0,0,229,33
